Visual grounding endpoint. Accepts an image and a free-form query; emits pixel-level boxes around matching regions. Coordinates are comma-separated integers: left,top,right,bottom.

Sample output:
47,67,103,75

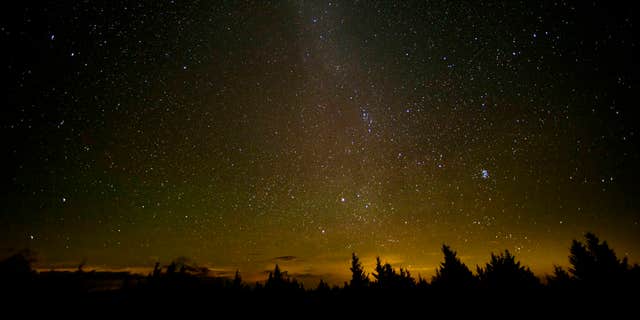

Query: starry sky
1,1,637,285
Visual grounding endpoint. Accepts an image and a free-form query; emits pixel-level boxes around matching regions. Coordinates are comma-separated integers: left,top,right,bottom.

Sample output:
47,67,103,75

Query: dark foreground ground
1,273,635,318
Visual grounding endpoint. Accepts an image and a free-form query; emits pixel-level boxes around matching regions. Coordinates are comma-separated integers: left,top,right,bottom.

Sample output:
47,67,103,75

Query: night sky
2,1,637,285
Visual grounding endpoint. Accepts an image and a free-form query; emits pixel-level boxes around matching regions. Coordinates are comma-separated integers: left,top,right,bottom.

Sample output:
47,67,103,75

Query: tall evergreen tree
477,250,539,290
349,252,369,289
569,232,629,287
431,244,476,289
232,269,243,289
372,257,415,289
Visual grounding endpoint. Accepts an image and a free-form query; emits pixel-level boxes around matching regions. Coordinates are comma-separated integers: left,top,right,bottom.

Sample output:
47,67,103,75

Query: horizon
24,233,636,287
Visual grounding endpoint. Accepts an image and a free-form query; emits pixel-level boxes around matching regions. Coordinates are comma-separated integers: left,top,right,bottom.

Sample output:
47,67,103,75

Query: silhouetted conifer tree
233,269,243,289
349,252,369,289
546,265,572,289
431,244,476,290
397,267,415,289
417,275,429,289
372,257,389,288
477,250,539,290
372,257,415,289
152,262,161,277
265,264,301,292
317,279,330,293
567,232,633,289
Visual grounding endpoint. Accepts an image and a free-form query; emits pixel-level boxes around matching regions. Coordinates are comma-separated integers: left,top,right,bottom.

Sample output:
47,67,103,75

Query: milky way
2,1,637,285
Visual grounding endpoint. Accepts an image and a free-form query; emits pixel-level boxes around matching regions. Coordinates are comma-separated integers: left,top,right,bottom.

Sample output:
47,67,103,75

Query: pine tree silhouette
232,269,243,289
568,232,630,288
397,267,415,289
372,257,390,288
152,262,162,277
265,264,302,292
349,252,369,289
477,250,539,290
546,265,572,289
265,264,283,290
431,244,477,290
372,257,415,289
316,279,330,293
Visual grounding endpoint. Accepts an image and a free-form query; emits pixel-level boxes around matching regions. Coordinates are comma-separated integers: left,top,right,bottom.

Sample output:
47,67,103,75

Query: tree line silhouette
1,232,638,313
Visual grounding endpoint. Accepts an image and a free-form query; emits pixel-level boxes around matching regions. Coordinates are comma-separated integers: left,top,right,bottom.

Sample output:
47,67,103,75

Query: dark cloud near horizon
272,256,298,262
207,269,235,278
